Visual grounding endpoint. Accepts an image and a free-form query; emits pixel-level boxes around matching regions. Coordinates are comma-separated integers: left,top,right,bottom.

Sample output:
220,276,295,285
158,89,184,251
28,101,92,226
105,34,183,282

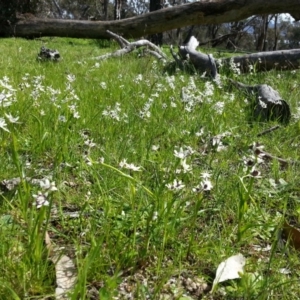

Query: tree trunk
102,0,108,20
2,0,300,39
149,0,163,45
273,14,279,51
114,0,122,20
256,15,268,51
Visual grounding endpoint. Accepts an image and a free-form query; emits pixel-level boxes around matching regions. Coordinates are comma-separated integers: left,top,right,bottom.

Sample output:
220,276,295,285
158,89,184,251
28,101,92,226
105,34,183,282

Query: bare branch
93,33,168,61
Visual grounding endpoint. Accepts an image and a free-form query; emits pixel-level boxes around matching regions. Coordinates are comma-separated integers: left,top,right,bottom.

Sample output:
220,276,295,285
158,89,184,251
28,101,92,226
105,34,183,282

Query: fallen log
221,49,300,73
93,33,300,77
229,79,291,124
169,40,300,74
2,0,300,39
89,29,300,78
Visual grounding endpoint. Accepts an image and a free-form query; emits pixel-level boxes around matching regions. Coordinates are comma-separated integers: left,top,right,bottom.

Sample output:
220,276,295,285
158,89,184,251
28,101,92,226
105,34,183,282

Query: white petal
213,254,246,288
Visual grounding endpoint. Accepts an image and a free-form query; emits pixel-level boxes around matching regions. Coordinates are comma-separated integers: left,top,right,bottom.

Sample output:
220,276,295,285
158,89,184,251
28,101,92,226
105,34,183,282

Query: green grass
0,37,300,299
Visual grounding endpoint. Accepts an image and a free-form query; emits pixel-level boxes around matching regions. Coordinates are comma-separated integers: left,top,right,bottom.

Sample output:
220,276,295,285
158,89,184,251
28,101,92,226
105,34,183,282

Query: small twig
257,125,280,137
259,150,299,166
107,30,129,48
144,49,166,61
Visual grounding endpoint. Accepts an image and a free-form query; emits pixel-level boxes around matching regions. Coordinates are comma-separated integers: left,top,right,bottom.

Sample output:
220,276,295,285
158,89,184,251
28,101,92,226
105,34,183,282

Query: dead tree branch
93,30,168,61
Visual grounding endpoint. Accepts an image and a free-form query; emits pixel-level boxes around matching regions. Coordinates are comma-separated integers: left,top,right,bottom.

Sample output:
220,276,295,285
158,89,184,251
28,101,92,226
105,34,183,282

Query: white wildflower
0,79,16,91
170,101,177,108
84,155,93,166
203,81,214,97
119,159,141,171
134,74,143,83
58,115,67,122
193,179,213,192
0,117,9,132
174,146,195,159
100,82,107,89
119,159,128,168
166,179,185,191
33,191,49,208
72,111,80,119
126,163,141,171
195,128,205,137
5,113,20,123
66,74,76,82
39,178,58,191
180,159,192,173
214,101,225,114
151,145,160,151
201,172,212,180
84,139,96,148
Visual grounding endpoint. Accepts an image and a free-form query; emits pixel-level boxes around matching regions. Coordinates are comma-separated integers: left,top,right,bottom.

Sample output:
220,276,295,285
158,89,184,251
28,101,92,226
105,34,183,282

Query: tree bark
2,0,300,39
273,14,279,51
256,15,268,51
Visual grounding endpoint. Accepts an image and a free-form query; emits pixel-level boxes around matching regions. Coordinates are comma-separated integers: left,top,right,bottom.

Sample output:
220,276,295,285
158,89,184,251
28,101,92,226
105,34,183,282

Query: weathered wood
93,30,168,61
178,36,218,78
229,79,291,124
222,49,300,72
2,0,300,39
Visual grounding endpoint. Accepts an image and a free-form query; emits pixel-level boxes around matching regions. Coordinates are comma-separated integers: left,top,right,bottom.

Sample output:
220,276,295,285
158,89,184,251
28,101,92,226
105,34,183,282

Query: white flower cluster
181,77,203,112
0,76,16,107
174,145,195,159
64,74,81,119
119,159,141,171
0,76,20,132
138,82,166,120
102,102,128,122
229,58,241,76
139,97,154,119
33,178,58,208
192,172,213,192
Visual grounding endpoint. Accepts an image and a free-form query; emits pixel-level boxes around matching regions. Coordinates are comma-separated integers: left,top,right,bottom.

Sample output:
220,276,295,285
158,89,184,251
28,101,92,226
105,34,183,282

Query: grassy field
0,37,300,299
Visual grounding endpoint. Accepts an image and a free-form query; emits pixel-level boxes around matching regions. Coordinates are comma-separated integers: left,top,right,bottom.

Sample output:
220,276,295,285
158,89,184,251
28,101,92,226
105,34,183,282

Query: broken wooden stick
257,125,281,137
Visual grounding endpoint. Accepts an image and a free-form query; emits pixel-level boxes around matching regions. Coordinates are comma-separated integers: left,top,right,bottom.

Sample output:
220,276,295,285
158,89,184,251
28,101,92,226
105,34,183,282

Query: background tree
149,0,163,45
